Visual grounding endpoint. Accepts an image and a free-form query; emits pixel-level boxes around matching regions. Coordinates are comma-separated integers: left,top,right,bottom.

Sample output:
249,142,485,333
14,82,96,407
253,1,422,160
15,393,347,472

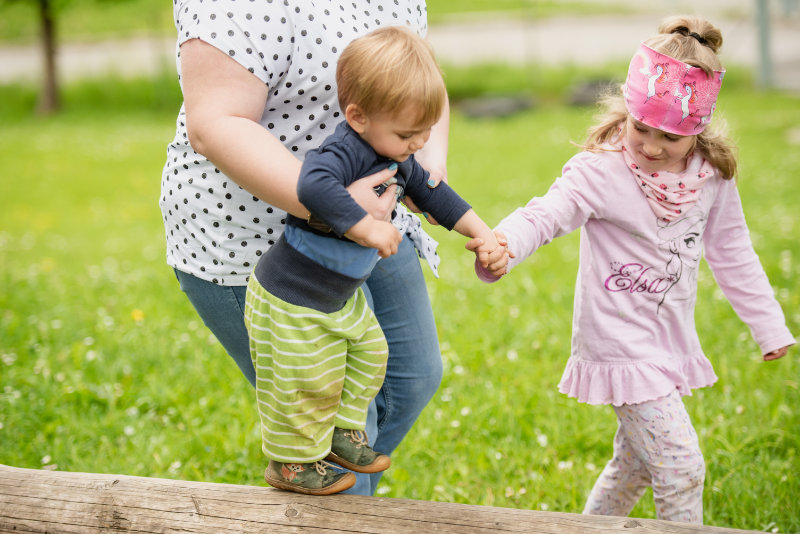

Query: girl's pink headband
623,43,724,136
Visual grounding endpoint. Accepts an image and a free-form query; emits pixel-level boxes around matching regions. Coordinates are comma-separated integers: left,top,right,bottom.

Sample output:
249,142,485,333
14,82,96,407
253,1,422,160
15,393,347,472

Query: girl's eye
634,125,647,133
665,135,681,142
398,134,412,140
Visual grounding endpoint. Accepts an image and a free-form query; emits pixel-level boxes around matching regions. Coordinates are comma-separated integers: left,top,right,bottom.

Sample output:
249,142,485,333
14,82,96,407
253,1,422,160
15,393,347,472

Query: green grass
1,66,799,532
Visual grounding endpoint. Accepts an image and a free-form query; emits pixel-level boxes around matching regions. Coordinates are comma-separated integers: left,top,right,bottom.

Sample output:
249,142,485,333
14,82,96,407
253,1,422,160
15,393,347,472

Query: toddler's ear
345,104,368,134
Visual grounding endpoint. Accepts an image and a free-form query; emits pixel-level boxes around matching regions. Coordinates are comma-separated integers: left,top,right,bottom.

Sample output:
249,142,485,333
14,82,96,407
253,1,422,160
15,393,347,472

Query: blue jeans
174,236,443,495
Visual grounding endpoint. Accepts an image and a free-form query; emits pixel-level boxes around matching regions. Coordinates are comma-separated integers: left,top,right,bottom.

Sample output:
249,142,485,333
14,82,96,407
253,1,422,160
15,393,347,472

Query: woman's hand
346,166,399,222
402,167,444,225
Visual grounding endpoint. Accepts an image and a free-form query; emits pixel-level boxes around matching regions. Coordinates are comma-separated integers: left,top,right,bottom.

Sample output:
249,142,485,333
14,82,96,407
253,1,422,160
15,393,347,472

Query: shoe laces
313,460,337,476
346,429,369,448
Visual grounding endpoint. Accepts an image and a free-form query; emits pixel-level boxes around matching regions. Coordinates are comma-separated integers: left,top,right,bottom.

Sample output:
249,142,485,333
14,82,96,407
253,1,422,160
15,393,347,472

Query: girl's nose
642,141,662,157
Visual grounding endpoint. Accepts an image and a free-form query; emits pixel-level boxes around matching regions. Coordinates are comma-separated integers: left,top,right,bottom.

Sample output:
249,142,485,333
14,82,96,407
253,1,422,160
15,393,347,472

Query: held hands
345,215,402,258
763,345,792,361
465,230,514,279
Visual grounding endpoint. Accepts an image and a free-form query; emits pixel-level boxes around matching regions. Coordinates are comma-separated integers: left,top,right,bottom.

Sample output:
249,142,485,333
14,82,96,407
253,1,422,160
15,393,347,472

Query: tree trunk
37,0,59,114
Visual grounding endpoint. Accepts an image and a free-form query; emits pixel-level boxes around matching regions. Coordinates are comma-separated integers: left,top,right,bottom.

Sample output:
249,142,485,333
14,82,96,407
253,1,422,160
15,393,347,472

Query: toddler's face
624,117,696,174
357,106,434,162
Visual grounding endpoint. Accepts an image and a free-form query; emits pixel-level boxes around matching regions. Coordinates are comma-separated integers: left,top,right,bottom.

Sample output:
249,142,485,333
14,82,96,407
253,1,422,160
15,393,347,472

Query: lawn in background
1,55,798,534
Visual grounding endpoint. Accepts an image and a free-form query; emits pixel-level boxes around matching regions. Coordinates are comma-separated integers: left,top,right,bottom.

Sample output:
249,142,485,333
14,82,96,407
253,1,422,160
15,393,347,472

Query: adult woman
160,1,446,495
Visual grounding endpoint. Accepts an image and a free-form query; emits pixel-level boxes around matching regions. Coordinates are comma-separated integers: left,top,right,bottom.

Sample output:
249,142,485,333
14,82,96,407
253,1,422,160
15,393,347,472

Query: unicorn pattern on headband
677,81,697,124
644,62,670,102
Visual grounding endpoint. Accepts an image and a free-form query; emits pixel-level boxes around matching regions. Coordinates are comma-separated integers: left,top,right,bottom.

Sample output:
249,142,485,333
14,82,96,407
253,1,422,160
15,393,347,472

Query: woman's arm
181,38,308,218
414,94,450,185
181,38,399,221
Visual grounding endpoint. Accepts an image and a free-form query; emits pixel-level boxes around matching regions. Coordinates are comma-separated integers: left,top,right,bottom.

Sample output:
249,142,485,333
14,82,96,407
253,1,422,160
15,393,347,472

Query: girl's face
623,116,696,174
347,104,433,162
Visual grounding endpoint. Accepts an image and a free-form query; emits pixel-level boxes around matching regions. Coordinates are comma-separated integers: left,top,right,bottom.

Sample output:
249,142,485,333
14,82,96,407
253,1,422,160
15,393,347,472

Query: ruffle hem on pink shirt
557,354,718,406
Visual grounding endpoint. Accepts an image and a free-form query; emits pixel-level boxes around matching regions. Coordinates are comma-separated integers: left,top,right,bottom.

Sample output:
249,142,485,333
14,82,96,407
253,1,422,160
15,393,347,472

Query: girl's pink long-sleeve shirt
479,148,795,406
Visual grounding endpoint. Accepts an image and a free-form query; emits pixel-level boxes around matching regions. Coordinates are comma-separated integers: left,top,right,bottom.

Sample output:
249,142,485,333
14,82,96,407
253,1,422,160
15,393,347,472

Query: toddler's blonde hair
336,26,446,127
584,16,737,179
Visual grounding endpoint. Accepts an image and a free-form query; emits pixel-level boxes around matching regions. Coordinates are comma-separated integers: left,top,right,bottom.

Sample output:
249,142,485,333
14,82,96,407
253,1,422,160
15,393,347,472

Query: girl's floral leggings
583,388,705,523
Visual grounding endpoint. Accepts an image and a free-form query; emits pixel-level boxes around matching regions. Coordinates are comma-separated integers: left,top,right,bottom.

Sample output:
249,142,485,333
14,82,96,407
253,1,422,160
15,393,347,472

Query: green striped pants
244,275,388,463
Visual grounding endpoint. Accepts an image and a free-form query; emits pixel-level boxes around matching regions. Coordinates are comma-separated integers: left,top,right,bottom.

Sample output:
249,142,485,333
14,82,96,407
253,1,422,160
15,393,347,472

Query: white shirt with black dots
161,0,429,285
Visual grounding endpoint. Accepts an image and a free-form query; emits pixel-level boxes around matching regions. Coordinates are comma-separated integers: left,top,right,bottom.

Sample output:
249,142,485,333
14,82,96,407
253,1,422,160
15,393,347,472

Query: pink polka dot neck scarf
622,144,714,222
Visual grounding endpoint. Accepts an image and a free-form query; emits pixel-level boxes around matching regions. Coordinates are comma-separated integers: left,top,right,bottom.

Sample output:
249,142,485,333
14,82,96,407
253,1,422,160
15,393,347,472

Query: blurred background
1,0,799,112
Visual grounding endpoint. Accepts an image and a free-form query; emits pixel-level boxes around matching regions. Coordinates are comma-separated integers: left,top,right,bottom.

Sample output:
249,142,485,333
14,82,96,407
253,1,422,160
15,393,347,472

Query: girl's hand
763,345,791,361
347,166,399,222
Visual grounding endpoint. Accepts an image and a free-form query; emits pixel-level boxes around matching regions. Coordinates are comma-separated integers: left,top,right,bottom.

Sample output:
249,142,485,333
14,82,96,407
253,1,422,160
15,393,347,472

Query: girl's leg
348,236,443,494
638,391,705,522
583,416,651,517
173,269,256,386
614,390,705,523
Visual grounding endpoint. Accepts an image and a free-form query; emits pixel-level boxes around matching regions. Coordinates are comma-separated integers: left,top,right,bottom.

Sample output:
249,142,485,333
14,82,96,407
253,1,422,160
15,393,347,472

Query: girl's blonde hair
336,26,446,127
584,16,737,179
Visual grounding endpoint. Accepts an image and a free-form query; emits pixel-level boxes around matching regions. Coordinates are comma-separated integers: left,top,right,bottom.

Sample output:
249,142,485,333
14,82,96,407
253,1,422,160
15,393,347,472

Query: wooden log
0,464,759,533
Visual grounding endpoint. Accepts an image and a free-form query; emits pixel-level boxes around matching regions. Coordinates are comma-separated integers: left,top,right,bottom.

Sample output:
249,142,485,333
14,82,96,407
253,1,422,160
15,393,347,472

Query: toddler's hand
346,216,402,258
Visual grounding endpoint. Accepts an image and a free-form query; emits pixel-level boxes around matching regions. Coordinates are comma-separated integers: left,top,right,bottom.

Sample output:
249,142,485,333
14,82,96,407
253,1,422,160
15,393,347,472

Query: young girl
473,16,794,523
